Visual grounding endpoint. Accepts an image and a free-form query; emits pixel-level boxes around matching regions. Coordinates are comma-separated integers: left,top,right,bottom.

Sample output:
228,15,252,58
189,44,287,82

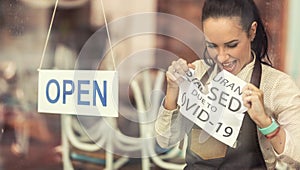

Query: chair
60,69,186,170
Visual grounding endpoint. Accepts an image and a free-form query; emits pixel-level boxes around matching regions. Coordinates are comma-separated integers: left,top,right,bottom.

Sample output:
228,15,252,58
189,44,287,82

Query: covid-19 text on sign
178,69,246,147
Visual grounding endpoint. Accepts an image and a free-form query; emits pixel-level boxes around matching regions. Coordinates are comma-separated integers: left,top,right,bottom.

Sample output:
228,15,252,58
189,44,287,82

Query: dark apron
184,58,267,170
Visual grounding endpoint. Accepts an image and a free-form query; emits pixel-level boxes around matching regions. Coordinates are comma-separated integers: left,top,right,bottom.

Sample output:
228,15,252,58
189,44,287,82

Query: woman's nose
216,48,228,63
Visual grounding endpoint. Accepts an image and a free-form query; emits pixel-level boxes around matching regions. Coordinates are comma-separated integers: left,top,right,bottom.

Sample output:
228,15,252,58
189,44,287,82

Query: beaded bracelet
265,126,280,140
258,117,279,135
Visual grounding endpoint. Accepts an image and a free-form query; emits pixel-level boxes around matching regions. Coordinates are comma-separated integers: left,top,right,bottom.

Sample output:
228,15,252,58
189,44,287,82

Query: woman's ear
249,21,258,41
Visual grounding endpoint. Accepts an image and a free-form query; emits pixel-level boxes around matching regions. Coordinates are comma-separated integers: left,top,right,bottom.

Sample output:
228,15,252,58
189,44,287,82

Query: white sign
38,70,118,117
178,70,247,147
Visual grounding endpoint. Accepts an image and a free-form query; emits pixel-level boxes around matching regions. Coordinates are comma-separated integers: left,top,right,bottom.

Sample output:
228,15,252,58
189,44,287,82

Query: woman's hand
164,58,195,110
242,83,271,128
242,83,286,154
166,58,195,88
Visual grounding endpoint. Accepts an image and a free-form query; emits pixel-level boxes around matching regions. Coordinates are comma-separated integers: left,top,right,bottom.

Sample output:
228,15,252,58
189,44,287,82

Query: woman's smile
221,60,237,72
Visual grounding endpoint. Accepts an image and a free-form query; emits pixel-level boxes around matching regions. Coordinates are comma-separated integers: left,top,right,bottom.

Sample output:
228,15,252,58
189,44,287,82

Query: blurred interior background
0,0,299,170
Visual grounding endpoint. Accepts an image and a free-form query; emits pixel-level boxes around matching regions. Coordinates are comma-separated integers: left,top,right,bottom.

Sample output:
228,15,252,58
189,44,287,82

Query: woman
155,0,300,169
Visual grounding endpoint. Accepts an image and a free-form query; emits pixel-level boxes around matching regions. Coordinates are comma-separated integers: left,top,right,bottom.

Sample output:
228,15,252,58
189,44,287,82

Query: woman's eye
206,43,216,48
227,43,238,48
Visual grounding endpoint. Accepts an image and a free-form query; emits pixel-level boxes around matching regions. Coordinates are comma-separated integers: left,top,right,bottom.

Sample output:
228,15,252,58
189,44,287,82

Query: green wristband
258,117,279,135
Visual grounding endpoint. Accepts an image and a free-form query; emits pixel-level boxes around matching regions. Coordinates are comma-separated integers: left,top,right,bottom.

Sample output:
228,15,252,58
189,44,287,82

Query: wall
286,0,300,85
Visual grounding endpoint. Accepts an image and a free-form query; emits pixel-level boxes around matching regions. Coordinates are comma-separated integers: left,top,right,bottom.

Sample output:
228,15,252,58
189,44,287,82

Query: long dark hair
201,0,272,66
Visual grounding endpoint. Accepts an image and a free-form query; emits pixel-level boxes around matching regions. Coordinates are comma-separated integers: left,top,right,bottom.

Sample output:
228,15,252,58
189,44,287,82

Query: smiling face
203,17,256,75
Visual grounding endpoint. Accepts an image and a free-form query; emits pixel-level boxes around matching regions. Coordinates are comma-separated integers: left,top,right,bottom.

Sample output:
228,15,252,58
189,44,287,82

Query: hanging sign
38,70,118,117
178,69,247,147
